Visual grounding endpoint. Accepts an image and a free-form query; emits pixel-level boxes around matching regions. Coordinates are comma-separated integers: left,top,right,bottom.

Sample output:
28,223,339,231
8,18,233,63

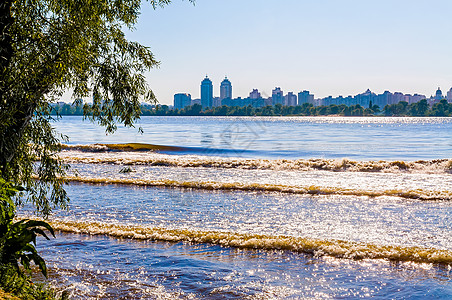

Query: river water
20,116,452,299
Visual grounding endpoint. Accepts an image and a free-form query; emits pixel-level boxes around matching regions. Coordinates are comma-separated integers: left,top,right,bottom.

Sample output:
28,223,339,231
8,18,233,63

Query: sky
121,0,452,105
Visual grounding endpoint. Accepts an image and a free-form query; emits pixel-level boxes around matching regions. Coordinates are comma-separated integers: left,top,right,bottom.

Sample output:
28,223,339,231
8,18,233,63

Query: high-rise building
173,93,192,110
220,77,232,101
298,90,314,105
249,89,261,99
285,92,297,106
392,92,404,105
409,94,425,104
213,97,222,107
201,76,213,108
447,88,452,103
272,87,284,105
377,91,392,107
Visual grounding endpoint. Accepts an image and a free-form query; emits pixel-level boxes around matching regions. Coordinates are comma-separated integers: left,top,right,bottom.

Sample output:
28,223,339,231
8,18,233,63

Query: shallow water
63,161,452,200
22,183,452,298
27,184,452,251
42,233,452,299
19,116,452,298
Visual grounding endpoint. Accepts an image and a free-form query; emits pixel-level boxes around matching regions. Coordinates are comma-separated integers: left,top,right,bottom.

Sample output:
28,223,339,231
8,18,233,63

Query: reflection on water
21,183,452,298
53,116,452,160
41,233,452,299
23,184,452,251
33,116,452,298
200,133,214,145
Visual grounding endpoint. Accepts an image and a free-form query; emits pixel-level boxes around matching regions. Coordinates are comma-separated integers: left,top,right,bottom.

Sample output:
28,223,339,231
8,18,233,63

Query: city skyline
174,75,451,110
173,76,451,106
122,0,452,105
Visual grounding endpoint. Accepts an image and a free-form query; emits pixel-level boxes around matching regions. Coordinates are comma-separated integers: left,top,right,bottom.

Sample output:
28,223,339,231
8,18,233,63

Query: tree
0,1,193,293
431,99,450,117
185,104,203,116
328,104,339,115
1,0,193,216
318,106,328,115
370,104,380,114
417,99,429,116
350,104,364,116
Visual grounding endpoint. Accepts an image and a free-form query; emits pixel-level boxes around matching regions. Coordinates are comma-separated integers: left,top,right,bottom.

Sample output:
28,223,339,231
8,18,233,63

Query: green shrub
0,178,63,299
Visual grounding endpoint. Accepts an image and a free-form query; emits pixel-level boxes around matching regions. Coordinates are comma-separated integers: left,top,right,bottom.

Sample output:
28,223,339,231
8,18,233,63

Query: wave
64,176,452,201
62,143,192,152
61,143,253,156
29,218,452,265
60,144,452,173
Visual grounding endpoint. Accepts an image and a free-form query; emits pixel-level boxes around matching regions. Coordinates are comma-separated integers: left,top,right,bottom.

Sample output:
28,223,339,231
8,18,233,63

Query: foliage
1,0,195,296
430,99,452,116
54,100,452,117
0,0,194,216
383,101,409,116
138,103,381,117
0,178,59,299
50,100,445,117
382,99,452,116
0,179,54,276
50,103,84,116
0,266,64,300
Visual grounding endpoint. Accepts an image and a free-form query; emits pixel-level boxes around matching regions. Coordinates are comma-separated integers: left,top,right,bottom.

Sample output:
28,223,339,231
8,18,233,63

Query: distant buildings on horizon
173,76,452,110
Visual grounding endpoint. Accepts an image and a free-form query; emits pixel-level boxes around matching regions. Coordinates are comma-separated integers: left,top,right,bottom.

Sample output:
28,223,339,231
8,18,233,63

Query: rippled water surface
42,233,451,299
29,184,452,299
19,116,452,298
30,184,452,252
56,116,452,160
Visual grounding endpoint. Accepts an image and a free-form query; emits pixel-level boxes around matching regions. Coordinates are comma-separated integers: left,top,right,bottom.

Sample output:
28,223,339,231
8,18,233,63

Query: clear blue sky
125,0,452,105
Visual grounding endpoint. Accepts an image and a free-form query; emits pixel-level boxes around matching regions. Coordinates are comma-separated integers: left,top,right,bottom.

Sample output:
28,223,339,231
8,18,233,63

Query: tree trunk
0,0,13,73
0,0,15,174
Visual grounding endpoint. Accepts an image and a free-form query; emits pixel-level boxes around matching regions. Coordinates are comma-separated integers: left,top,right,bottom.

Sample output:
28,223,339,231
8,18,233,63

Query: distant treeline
51,99,452,117
51,103,84,115
382,99,452,117
143,103,380,116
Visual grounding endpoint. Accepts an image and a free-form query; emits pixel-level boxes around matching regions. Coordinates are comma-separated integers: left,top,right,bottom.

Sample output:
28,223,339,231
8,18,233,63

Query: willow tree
0,0,189,215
